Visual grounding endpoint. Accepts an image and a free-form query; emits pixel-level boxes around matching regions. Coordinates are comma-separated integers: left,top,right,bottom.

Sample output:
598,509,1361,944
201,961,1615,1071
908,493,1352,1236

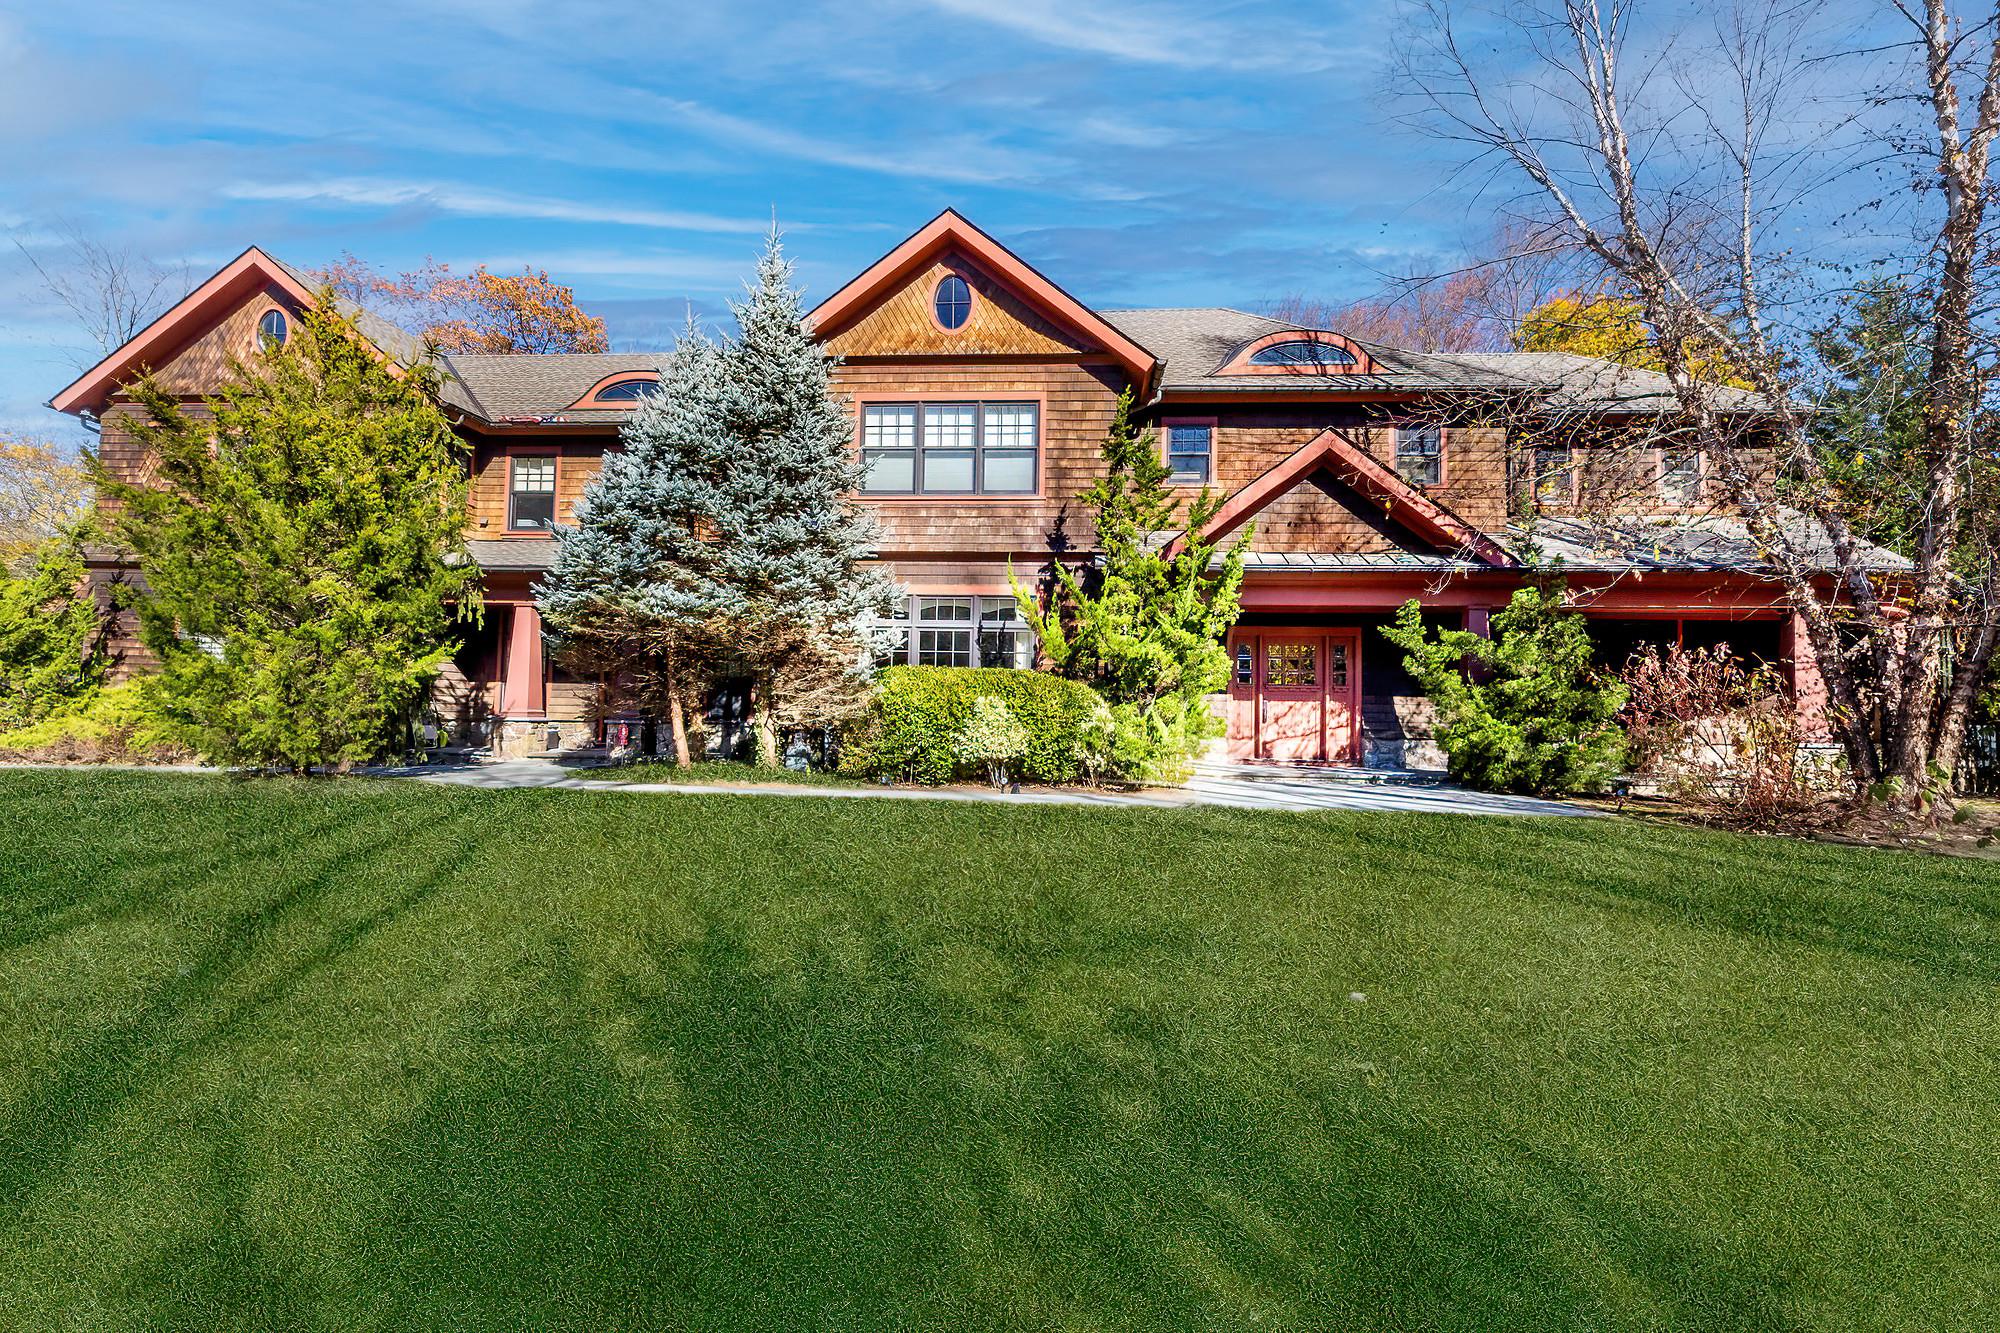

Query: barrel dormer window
1220,330,1375,376
1249,339,1353,368
592,377,660,403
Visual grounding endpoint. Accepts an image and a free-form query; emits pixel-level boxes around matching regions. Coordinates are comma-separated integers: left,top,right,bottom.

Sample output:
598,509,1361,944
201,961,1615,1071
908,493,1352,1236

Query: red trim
806,210,1159,389
1190,427,1515,566
49,246,397,416
565,371,661,410
1217,330,1378,377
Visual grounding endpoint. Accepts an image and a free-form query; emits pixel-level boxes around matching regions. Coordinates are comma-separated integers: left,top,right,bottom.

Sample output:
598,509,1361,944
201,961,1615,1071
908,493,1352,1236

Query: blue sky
0,0,1715,442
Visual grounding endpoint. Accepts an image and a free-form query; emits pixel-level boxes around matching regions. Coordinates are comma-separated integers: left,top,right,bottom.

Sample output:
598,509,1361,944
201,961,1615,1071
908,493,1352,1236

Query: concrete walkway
375,756,1593,816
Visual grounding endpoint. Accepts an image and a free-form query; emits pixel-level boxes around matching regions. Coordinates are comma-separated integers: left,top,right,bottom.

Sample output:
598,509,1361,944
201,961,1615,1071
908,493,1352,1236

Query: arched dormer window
1249,339,1354,368
1221,330,1375,376
592,377,660,403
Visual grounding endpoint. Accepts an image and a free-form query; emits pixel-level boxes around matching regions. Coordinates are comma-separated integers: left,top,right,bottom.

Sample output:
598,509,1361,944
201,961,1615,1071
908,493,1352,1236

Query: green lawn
1,771,1995,1331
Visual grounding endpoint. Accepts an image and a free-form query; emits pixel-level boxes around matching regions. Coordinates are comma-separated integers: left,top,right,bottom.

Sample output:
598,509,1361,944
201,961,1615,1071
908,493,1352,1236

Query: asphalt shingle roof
435,352,667,423
1099,307,1770,411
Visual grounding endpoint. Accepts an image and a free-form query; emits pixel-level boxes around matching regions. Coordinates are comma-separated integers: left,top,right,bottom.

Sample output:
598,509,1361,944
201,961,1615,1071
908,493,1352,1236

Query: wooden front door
1226,630,1362,764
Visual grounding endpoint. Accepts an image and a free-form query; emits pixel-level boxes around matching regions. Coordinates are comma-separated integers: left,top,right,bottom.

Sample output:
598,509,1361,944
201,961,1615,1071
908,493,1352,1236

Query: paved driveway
378,757,1593,816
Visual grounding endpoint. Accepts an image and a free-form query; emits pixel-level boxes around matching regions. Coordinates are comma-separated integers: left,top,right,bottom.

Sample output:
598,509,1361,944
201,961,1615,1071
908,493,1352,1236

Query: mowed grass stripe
0,770,1994,1331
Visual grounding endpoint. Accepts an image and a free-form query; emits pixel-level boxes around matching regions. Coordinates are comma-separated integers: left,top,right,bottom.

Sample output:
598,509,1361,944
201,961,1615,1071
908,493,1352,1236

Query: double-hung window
875,595,1035,668
1395,424,1443,487
1166,422,1213,484
1658,448,1702,506
1533,444,1576,505
859,401,1039,495
509,455,557,531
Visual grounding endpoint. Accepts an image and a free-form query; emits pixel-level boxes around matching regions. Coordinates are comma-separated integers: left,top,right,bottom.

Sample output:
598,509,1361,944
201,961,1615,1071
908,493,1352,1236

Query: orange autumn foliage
320,255,609,354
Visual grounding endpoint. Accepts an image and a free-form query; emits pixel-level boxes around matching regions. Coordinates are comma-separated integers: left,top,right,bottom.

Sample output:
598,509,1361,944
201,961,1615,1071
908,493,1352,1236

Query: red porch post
1465,606,1493,638
1781,610,1829,740
499,604,546,717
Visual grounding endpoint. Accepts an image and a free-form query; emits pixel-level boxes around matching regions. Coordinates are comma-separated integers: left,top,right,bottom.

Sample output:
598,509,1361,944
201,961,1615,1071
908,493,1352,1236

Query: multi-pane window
1264,641,1318,687
934,275,973,330
858,402,1039,495
1166,423,1212,484
1247,340,1356,369
875,595,1036,668
1395,424,1443,486
978,601,1034,668
1534,445,1576,504
1659,448,1702,505
915,597,974,666
509,455,557,530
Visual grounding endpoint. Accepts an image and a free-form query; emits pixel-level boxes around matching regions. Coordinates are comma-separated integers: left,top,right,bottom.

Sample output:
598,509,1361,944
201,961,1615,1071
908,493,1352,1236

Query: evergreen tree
712,229,897,764
538,319,734,765
1014,391,1248,782
0,527,108,731
1381,584,1626,795
97,300,480,772
1806,279,1936,556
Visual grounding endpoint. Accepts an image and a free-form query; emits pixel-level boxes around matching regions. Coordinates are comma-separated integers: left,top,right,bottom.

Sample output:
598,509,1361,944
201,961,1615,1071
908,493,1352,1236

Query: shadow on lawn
330,920,1803,1333
1351,817,2000,987
0,797,490,1243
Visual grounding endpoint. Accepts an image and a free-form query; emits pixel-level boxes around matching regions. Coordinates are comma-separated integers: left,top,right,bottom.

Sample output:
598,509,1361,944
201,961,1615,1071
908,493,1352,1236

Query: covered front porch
1220,560,1827,770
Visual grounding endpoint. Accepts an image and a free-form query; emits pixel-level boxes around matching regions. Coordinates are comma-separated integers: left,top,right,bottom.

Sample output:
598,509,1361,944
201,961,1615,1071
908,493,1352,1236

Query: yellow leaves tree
1515,294,1753,389
320,255,609,354
0,436,90,573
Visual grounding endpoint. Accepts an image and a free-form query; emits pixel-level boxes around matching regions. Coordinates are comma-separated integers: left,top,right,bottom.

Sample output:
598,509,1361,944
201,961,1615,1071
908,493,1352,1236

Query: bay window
859,401,1039,495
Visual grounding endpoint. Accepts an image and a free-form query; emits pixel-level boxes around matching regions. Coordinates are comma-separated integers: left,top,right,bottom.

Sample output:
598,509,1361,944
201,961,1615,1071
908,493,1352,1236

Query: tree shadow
335,916,1807,1331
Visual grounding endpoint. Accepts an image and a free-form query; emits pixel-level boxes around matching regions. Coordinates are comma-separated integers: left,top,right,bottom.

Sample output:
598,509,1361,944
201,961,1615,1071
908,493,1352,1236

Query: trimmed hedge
839,666,1104,784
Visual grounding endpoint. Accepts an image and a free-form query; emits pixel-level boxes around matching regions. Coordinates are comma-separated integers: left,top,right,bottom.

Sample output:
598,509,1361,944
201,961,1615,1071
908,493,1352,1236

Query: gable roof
48,245,423,417
1192,427,1516,566
806,210,1160,388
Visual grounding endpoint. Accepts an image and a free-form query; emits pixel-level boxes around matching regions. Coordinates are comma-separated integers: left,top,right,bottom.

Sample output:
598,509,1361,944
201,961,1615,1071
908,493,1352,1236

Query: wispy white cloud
640,95,1062,186
910,0,1354,72
220,178,776,234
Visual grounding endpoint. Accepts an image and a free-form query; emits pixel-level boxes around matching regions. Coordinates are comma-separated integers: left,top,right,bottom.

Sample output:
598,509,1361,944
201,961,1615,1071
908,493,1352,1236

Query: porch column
499,604,546,717
1465,606,1493,638
1781,610,1830,740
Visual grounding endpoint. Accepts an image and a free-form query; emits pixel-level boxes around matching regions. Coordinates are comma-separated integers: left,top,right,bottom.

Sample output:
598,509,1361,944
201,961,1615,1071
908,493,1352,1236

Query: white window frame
875,595,1034,669
508,454,558,531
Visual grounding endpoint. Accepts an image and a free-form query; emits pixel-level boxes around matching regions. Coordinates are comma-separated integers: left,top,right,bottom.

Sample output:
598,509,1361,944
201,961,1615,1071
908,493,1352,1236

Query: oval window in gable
934,275,972,331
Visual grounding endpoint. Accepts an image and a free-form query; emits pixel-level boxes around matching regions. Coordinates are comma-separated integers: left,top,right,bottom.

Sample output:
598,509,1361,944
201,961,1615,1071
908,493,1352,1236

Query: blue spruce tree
713,228,898,764
538,315,732,765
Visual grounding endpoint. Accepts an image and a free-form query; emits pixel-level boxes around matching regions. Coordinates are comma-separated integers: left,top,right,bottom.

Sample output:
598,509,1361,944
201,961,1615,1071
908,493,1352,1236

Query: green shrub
0,680,190,764
1381,585,1627,796
840,666,1104,784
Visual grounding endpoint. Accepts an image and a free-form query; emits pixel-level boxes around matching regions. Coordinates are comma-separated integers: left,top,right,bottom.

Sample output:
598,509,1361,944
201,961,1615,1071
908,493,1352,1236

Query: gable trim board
806,210,1160,389
1189,427,1516,567
49,247,405,416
